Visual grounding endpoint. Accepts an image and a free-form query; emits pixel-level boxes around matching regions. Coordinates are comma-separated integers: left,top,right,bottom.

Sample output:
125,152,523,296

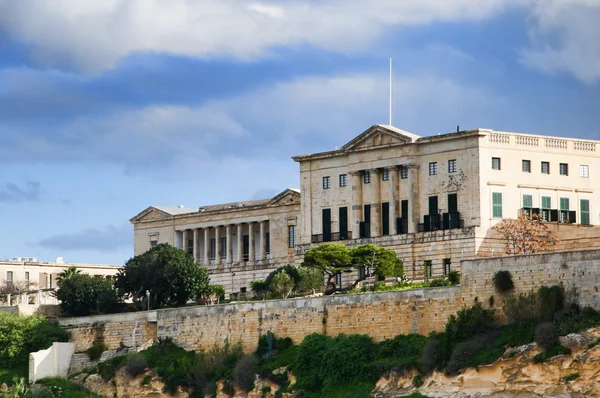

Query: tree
203,284,226,305
296,266,324,295
55,273,117,316
301,243,351,291
56,266,82,286
250,280,269,300
115,243,210,309
492,214,559,255
270,271,294,299
264,264,301,293
350,244,404,280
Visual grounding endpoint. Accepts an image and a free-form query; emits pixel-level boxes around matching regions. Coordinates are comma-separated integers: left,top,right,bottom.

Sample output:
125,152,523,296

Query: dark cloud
0,181,42,203
36,224,131,252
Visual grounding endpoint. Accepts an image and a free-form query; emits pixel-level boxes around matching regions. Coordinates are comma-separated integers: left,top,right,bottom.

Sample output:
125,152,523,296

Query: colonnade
178,220,269,266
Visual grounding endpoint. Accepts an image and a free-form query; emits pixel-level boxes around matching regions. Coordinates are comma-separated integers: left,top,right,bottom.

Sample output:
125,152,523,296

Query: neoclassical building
132,124,600,295
130,189,301,296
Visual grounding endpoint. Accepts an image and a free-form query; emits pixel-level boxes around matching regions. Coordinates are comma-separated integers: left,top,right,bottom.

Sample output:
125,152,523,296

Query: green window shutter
560,198,570,211
492,192,503,218
581,199,590,225
523,194,533,208
541,196,551,209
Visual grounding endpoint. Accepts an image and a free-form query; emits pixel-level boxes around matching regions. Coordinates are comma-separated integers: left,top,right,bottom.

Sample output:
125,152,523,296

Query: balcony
418,212,464,232
311,231,353,243
520,208,577,224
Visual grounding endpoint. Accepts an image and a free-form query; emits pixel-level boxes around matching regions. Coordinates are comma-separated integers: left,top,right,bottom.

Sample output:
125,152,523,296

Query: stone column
388,167,399,235
226,225,232,265
215,226,221,266
237,224,243,262
182,230,188,250
370,168,381,237
193,229,199,261
203,228,210,266
350,171,363,239
259,221,266,261
407,165,420,233
248,222,255,262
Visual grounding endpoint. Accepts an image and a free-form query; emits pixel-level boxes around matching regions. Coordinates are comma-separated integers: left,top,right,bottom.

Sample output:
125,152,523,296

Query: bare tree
492,214,559,255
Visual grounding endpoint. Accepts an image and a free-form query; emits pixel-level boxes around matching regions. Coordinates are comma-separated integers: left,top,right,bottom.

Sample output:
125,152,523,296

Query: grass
37,377,104,398
398,394,431,398
0,362,28,385
562,373,579,382
532,345,571,364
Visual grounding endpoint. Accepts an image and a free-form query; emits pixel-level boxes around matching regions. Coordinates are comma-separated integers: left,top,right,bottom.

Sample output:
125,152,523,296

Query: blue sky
0,0,599,265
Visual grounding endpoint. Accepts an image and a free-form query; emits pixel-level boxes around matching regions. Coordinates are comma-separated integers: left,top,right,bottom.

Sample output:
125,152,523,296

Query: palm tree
57,266,81,285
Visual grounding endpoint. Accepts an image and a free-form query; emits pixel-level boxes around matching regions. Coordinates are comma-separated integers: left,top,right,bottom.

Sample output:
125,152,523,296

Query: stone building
133,124,600,294
293,124,600,279
0,258,119,306
130,189,301,296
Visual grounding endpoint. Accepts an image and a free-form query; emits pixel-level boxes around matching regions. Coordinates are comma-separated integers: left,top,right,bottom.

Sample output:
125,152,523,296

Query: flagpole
389,57,393,126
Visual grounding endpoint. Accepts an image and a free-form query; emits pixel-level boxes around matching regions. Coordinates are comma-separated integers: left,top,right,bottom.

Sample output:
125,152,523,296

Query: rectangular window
541,161,550,174
522,160,531,173
443,259,451,276
448,159,457,173
266,232,270,254
560,163,568,176
429,162,438,176
381,202,390,236
580,165,589,178
25,272,29,288
424,260,432,278
400,165,408,179
150,240,158,248
492,192,503,218
339,174,347,187
210,238,216,260
541,196,551,221
581,199,590,225
382,168,390,181
220,237,226,259
288,225,296,248
7,271,13,282
560,197,570,222
363,170,371,184
492,157,501,170
522,194,533,208
335,272,342,288
322,176,330,189
187,239,193,255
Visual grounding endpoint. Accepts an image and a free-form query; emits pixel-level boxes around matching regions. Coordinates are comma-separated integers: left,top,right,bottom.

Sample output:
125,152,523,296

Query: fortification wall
58,249,600,372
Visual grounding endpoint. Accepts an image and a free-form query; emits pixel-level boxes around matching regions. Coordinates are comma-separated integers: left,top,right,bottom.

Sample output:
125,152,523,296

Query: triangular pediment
341,125,419,152
130,207,174,223
269,189,301,206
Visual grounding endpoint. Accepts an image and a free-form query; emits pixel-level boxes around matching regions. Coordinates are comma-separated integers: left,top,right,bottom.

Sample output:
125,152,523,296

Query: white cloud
0,0,523,73
1,71,495,167
521,0,600,84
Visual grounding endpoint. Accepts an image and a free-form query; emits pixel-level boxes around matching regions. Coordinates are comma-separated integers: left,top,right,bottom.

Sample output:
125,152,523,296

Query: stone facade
131,189,301,297
293,125,600,278
59,249,600,362
132,124,600,290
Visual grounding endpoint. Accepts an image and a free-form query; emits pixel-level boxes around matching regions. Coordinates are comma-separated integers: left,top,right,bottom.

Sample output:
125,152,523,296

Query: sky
0,0,599,265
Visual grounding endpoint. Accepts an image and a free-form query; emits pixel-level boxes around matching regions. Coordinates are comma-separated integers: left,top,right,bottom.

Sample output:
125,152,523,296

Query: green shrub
375,334,427,372
141,375,152,386
537,285,565,322
532,345,571,363
96,289,124,314
222,379,235,396
535,323,558,352
233,354,258,390
427,278,451,287
492,270,514,293
419,336,443,373
447,271,460,285
412,374,424,388
86,343,107,361
0,313,69,367
55,274,118,316
97,355,128,381
126,354,148,377
445,302,495,343
446,334,498,374
503,292,538,325
562,373,579,382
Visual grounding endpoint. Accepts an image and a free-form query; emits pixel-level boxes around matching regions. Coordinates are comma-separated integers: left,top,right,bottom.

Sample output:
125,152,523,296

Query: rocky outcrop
373,328,600,398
